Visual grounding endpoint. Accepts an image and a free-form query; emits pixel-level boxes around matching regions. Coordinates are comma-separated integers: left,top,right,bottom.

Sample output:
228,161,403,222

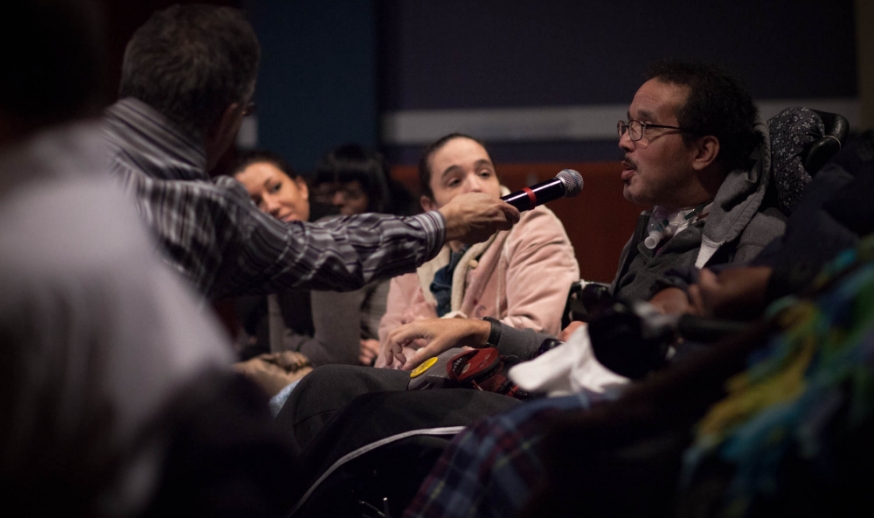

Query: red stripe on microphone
523,187,536,210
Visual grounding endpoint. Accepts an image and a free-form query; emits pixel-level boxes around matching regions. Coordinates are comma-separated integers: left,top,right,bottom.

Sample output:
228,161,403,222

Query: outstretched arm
382,317,552,370
117,168,518,300
382,318,492,370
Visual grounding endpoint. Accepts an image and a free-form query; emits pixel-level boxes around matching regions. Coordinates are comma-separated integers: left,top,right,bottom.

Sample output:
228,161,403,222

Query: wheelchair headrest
769,107,850,214
805,109,850,174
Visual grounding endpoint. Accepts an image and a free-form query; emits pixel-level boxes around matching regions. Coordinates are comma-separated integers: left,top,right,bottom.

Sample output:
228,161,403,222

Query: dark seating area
3,1,871,518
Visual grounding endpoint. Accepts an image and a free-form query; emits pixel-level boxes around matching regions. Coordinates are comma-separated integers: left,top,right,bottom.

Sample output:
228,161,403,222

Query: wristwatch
481,316,502,347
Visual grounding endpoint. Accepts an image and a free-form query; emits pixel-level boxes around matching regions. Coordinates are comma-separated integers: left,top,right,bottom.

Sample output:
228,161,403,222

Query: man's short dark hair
417,133,494,200
645,59,763,171
1,0,106,129
119,4,260,140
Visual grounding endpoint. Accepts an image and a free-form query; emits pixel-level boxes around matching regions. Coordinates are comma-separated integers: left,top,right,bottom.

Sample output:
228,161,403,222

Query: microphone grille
557,169,584,197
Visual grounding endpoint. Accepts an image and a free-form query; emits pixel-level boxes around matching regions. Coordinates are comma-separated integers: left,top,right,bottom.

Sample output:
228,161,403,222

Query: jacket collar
698,119,772,264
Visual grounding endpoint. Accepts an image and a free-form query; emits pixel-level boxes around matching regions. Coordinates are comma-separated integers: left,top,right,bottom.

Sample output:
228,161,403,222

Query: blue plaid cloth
403,393,602,518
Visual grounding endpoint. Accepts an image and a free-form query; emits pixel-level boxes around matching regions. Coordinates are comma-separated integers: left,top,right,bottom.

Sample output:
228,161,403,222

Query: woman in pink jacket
376,133,580,368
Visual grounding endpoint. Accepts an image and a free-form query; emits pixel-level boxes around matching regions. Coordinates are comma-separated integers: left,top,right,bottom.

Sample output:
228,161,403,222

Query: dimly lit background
101,0,870,282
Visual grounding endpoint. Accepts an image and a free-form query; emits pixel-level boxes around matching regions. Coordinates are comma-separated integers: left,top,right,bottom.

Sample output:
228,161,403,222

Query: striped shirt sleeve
113,163,444,300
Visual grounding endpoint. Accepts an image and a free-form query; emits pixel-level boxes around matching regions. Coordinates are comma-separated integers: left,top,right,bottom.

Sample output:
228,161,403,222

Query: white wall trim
381,98,861,145
237,115,259,149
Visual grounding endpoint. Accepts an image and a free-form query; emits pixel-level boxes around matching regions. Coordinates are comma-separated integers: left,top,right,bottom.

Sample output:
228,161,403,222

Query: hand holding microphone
439,192,521,244
440,169,583,245
501,169,584,211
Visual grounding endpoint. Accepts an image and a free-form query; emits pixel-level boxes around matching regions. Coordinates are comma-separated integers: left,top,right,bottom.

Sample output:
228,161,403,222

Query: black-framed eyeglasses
617,119,695,141
243,101,257,117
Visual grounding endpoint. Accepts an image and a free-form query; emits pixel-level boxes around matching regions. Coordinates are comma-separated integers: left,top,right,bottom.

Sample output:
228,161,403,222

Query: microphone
501,169,583,211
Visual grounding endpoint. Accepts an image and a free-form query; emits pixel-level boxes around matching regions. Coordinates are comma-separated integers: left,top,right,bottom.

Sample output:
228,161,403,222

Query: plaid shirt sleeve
114,163,445,300
403,393,593,518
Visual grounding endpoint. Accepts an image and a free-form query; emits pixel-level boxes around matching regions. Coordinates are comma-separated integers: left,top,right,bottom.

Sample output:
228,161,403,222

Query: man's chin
622,187,650,208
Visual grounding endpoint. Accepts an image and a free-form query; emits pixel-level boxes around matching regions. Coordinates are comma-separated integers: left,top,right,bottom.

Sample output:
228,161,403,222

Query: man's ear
691,135,720,171
420,195,437,212
210,103,240,140
204,102,241,169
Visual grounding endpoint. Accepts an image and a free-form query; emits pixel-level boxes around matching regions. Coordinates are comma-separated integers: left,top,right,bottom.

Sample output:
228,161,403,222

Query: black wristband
482,317,502,346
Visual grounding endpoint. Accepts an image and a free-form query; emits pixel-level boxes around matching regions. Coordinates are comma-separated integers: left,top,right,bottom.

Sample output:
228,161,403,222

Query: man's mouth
621,158,637,182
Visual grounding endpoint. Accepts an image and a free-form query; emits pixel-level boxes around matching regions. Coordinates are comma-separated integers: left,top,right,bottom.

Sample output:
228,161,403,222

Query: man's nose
331,190,346,207
618,130,634,152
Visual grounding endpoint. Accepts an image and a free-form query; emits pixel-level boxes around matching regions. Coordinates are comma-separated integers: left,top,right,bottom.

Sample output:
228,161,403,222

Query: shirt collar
104,97,208,181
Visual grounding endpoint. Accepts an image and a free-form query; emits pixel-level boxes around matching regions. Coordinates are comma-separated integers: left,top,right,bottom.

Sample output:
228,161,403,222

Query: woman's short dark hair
232,149,298,179
644,59,763,171
118,5,260,140
314,144,412,214
417,133,493,200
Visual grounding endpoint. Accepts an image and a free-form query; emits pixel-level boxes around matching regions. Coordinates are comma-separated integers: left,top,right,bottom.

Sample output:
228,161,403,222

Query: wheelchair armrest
561,280,613,328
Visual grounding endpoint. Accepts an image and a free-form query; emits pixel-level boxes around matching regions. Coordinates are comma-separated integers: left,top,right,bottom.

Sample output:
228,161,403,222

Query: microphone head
557,169,584,198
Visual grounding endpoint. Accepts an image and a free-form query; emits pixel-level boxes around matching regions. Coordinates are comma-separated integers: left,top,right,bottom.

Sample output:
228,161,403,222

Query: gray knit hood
697,119,771,267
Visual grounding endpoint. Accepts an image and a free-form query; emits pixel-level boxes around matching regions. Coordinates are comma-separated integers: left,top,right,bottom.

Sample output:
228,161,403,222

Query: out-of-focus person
0,2,300,516
312,142,417,217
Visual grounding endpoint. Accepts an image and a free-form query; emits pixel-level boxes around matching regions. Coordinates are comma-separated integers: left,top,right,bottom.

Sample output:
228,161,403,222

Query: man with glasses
610,59,786,305
390,59,788,518
278,58,786,428
102,5,518,302
254,57,786,517
376,59,786,372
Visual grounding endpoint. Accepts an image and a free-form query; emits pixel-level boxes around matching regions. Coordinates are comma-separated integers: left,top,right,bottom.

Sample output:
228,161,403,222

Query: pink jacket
376,205,579,366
